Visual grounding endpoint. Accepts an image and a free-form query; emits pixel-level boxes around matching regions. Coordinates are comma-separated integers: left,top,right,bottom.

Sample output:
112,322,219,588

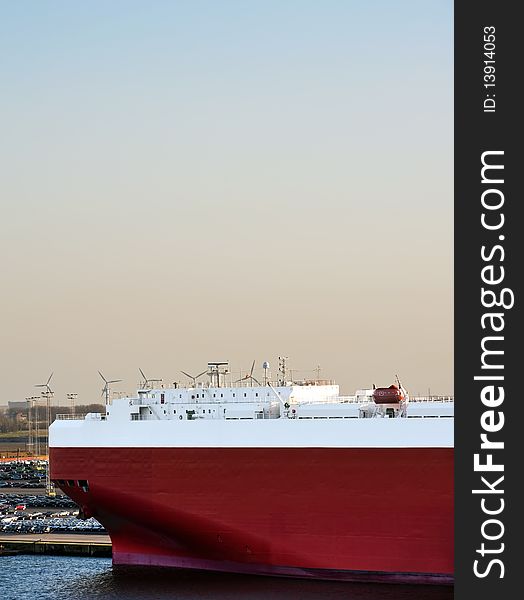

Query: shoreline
0,533,111,557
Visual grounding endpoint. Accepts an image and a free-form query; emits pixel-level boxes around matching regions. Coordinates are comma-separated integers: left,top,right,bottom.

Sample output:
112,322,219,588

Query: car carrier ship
49,359,454,584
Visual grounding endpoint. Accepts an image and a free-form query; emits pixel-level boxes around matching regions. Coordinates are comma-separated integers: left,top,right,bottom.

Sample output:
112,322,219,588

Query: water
0,556,453,600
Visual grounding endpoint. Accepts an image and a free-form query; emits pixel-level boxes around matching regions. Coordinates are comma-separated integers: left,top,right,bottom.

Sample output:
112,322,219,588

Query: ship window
57,479,65,485
79,480,89,492
67,480,75,487
191,395,195,399
220,393,223,398
197,394,199,398
255,393,258,397
244,393,247,397
213,393,216,398
233,393,235,397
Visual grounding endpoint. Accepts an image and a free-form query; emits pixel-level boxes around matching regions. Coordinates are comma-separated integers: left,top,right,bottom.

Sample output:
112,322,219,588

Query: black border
455,2,521,597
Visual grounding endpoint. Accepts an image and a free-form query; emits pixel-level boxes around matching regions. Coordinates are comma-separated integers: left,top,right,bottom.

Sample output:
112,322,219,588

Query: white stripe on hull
50,417,453,449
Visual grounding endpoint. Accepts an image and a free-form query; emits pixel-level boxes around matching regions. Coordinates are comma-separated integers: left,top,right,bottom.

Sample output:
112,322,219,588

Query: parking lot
0,459,106,536
0,459,47,489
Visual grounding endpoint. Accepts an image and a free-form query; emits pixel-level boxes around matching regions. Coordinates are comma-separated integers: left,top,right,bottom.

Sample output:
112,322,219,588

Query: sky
0,1,453,405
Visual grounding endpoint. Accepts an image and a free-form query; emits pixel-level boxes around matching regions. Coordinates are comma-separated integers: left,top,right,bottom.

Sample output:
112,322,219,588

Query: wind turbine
180,370,208,386
139,368,163,390
34,373,54,496
35,372,54,452
98,371,122,403
235,360,261,386
35,372,54,395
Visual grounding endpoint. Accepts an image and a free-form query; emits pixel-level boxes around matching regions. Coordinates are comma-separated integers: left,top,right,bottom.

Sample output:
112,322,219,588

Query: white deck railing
55,414,86,420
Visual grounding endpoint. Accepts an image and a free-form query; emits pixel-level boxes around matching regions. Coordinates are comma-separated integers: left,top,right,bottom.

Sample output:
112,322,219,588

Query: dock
0,533,112,557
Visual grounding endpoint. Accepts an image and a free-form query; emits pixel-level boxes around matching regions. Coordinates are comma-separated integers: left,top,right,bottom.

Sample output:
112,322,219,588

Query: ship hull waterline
50,446,453,585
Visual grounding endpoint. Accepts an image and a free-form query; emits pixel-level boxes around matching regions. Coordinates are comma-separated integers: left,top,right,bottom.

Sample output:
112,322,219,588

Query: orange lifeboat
372,384,405,404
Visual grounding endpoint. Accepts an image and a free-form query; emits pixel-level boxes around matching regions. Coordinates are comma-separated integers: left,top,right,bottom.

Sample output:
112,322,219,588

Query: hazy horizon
1,1,453,405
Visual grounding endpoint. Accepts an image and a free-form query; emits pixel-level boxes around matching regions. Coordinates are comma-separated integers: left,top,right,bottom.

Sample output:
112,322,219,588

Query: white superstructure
51,360,454,450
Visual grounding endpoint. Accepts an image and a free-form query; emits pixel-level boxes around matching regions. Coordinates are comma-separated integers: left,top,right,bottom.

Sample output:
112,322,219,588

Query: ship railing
410,396,454,403
55,414,87,420
55,413,108,421
132,396,276,406
297,395,361,405
162,379,336,390
336,395,361,403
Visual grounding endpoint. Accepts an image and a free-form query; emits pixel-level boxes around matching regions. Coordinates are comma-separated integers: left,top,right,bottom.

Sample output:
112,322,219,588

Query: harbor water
1,556,452,600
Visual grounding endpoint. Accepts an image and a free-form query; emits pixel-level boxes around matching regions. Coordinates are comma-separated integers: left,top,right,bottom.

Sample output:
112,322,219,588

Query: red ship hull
50,447,453,584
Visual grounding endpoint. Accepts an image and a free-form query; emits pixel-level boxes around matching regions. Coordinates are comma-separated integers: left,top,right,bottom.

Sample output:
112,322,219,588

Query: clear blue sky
1,1,453,403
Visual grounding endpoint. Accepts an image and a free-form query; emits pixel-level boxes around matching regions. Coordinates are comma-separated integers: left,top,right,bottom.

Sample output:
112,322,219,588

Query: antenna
180,370,208,387
98,371,123,404
139,368,163,390
234,360,261,386
278,356,288,386
262,361,270,385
